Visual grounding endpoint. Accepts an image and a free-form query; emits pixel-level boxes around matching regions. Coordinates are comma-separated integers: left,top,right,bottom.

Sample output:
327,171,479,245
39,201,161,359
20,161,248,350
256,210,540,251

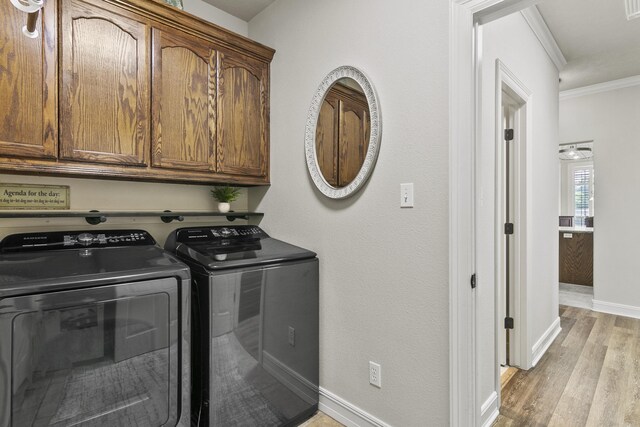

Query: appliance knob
77,233,95,246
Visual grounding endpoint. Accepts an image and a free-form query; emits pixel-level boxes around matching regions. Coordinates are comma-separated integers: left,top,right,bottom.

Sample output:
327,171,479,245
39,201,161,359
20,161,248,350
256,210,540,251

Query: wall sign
0,184,70,210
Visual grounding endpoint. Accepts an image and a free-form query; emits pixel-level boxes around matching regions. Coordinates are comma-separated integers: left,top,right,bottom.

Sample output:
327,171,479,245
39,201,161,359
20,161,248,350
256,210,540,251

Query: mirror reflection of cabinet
315,80,370,187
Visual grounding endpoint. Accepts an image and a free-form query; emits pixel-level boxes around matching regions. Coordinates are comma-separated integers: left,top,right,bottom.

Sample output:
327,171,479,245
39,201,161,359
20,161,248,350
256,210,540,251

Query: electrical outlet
288,326,295,347
369,361,381,388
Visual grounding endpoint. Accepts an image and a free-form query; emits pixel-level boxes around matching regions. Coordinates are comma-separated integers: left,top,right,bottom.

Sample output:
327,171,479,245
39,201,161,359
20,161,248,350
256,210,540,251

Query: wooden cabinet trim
0,157,269,185
100,0,274,63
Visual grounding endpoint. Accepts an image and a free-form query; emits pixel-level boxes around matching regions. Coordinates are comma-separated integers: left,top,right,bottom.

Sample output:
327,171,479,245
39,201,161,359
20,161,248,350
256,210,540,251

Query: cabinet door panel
0,0,56,159
60,0,149,166
152,29,215,171
338,99,369,186
217,50,268,178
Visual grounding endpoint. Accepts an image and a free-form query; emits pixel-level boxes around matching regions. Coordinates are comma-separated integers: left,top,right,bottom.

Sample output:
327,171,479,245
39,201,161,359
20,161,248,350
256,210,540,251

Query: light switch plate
400,183,414,208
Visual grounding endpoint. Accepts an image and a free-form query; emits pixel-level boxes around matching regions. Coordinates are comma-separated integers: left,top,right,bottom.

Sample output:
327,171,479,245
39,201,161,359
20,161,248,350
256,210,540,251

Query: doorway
450,1,545,425
500,90,518,368
496,70,530,372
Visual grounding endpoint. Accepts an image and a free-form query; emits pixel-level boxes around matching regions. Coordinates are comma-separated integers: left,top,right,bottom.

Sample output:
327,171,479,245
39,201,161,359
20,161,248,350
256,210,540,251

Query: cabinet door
217,49,269,178
60,0,149,166
151,29,216,171
0,0,56,160
338,97,370,186
315,94,339,186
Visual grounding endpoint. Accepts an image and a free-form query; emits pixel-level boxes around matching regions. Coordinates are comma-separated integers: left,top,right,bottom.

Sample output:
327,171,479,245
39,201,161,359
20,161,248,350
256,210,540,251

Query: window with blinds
573,166,594,227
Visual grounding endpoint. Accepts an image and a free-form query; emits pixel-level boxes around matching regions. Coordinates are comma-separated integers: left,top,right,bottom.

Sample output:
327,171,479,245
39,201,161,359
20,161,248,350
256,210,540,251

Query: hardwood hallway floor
494,305,640,426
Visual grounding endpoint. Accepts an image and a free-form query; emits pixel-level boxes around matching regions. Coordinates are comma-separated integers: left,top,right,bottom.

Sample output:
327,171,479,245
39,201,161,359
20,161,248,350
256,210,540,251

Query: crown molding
560,74,640,100
520,6,567,71
475,0,539,24
626,0,640,20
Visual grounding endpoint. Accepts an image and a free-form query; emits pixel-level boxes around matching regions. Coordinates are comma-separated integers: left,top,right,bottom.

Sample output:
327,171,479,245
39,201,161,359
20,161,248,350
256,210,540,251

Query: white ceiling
203,0,640,91
537,0,640,90
201,0,276,21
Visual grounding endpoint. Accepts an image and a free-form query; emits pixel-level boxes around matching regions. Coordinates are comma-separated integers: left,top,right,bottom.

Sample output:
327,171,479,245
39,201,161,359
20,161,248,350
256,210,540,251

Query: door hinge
504,129,514,141
470,273,477,289
504,317,514,329
504,223,514,235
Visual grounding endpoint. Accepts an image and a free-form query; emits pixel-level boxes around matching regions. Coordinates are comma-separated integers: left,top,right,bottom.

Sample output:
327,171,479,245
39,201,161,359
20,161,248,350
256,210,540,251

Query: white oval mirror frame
304,66,382,199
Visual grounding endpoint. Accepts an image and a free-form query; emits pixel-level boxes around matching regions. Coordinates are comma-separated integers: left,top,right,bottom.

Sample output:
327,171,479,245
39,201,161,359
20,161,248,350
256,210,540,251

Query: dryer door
0,277,183,427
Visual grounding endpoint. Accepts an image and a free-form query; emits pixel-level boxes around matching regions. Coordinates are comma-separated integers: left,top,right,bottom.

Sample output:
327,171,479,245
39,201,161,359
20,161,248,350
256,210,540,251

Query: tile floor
559,282,593,309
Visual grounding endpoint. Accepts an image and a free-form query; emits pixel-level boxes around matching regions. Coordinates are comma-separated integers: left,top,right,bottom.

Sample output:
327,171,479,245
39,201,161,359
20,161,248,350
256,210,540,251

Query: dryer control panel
0,230,156,252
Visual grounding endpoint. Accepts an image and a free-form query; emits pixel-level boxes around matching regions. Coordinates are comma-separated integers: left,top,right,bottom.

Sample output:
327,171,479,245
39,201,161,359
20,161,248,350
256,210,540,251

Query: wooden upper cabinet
217,49,269,179
60,0,149,166
0,0,56,160
0,0,274,184
151,28,216,171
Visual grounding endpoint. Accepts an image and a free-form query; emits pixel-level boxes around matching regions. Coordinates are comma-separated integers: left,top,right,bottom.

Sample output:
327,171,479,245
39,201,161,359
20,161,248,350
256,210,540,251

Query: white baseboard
531,316,561,367
319,387,391,427
480,391,499,427
593,299,640,319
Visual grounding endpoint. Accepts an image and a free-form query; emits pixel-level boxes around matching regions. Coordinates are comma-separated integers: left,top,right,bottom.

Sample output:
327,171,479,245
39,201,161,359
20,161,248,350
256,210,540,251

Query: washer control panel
210,226,265,238
175,226,269,243
0,230,155,252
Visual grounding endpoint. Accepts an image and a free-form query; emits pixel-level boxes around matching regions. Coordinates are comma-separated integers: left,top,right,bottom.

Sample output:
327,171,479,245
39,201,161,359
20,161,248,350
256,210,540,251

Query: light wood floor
300,412,344,426
495,305,640,426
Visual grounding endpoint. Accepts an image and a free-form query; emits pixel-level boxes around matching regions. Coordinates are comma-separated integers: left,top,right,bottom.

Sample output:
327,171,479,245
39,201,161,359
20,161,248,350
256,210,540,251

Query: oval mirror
305,66,381,199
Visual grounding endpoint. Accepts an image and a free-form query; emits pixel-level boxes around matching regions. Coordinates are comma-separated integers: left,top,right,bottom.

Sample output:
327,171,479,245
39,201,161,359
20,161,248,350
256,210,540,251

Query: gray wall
182,0,248,36
248,0,449,425
560,84,640,310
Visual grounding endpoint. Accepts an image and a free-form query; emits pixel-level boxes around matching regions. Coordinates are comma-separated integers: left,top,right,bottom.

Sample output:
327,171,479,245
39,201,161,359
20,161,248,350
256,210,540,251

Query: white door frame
494,59,533,373
449,0,539,425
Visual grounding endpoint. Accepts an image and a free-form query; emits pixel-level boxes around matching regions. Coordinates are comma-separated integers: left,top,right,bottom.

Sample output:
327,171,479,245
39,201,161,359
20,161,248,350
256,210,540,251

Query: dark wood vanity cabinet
559,230,593,286
315,83,369,187
0,0,274,185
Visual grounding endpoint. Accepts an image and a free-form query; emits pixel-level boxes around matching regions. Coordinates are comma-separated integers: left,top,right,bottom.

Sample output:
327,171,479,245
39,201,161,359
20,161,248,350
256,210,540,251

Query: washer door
0,277,183,427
